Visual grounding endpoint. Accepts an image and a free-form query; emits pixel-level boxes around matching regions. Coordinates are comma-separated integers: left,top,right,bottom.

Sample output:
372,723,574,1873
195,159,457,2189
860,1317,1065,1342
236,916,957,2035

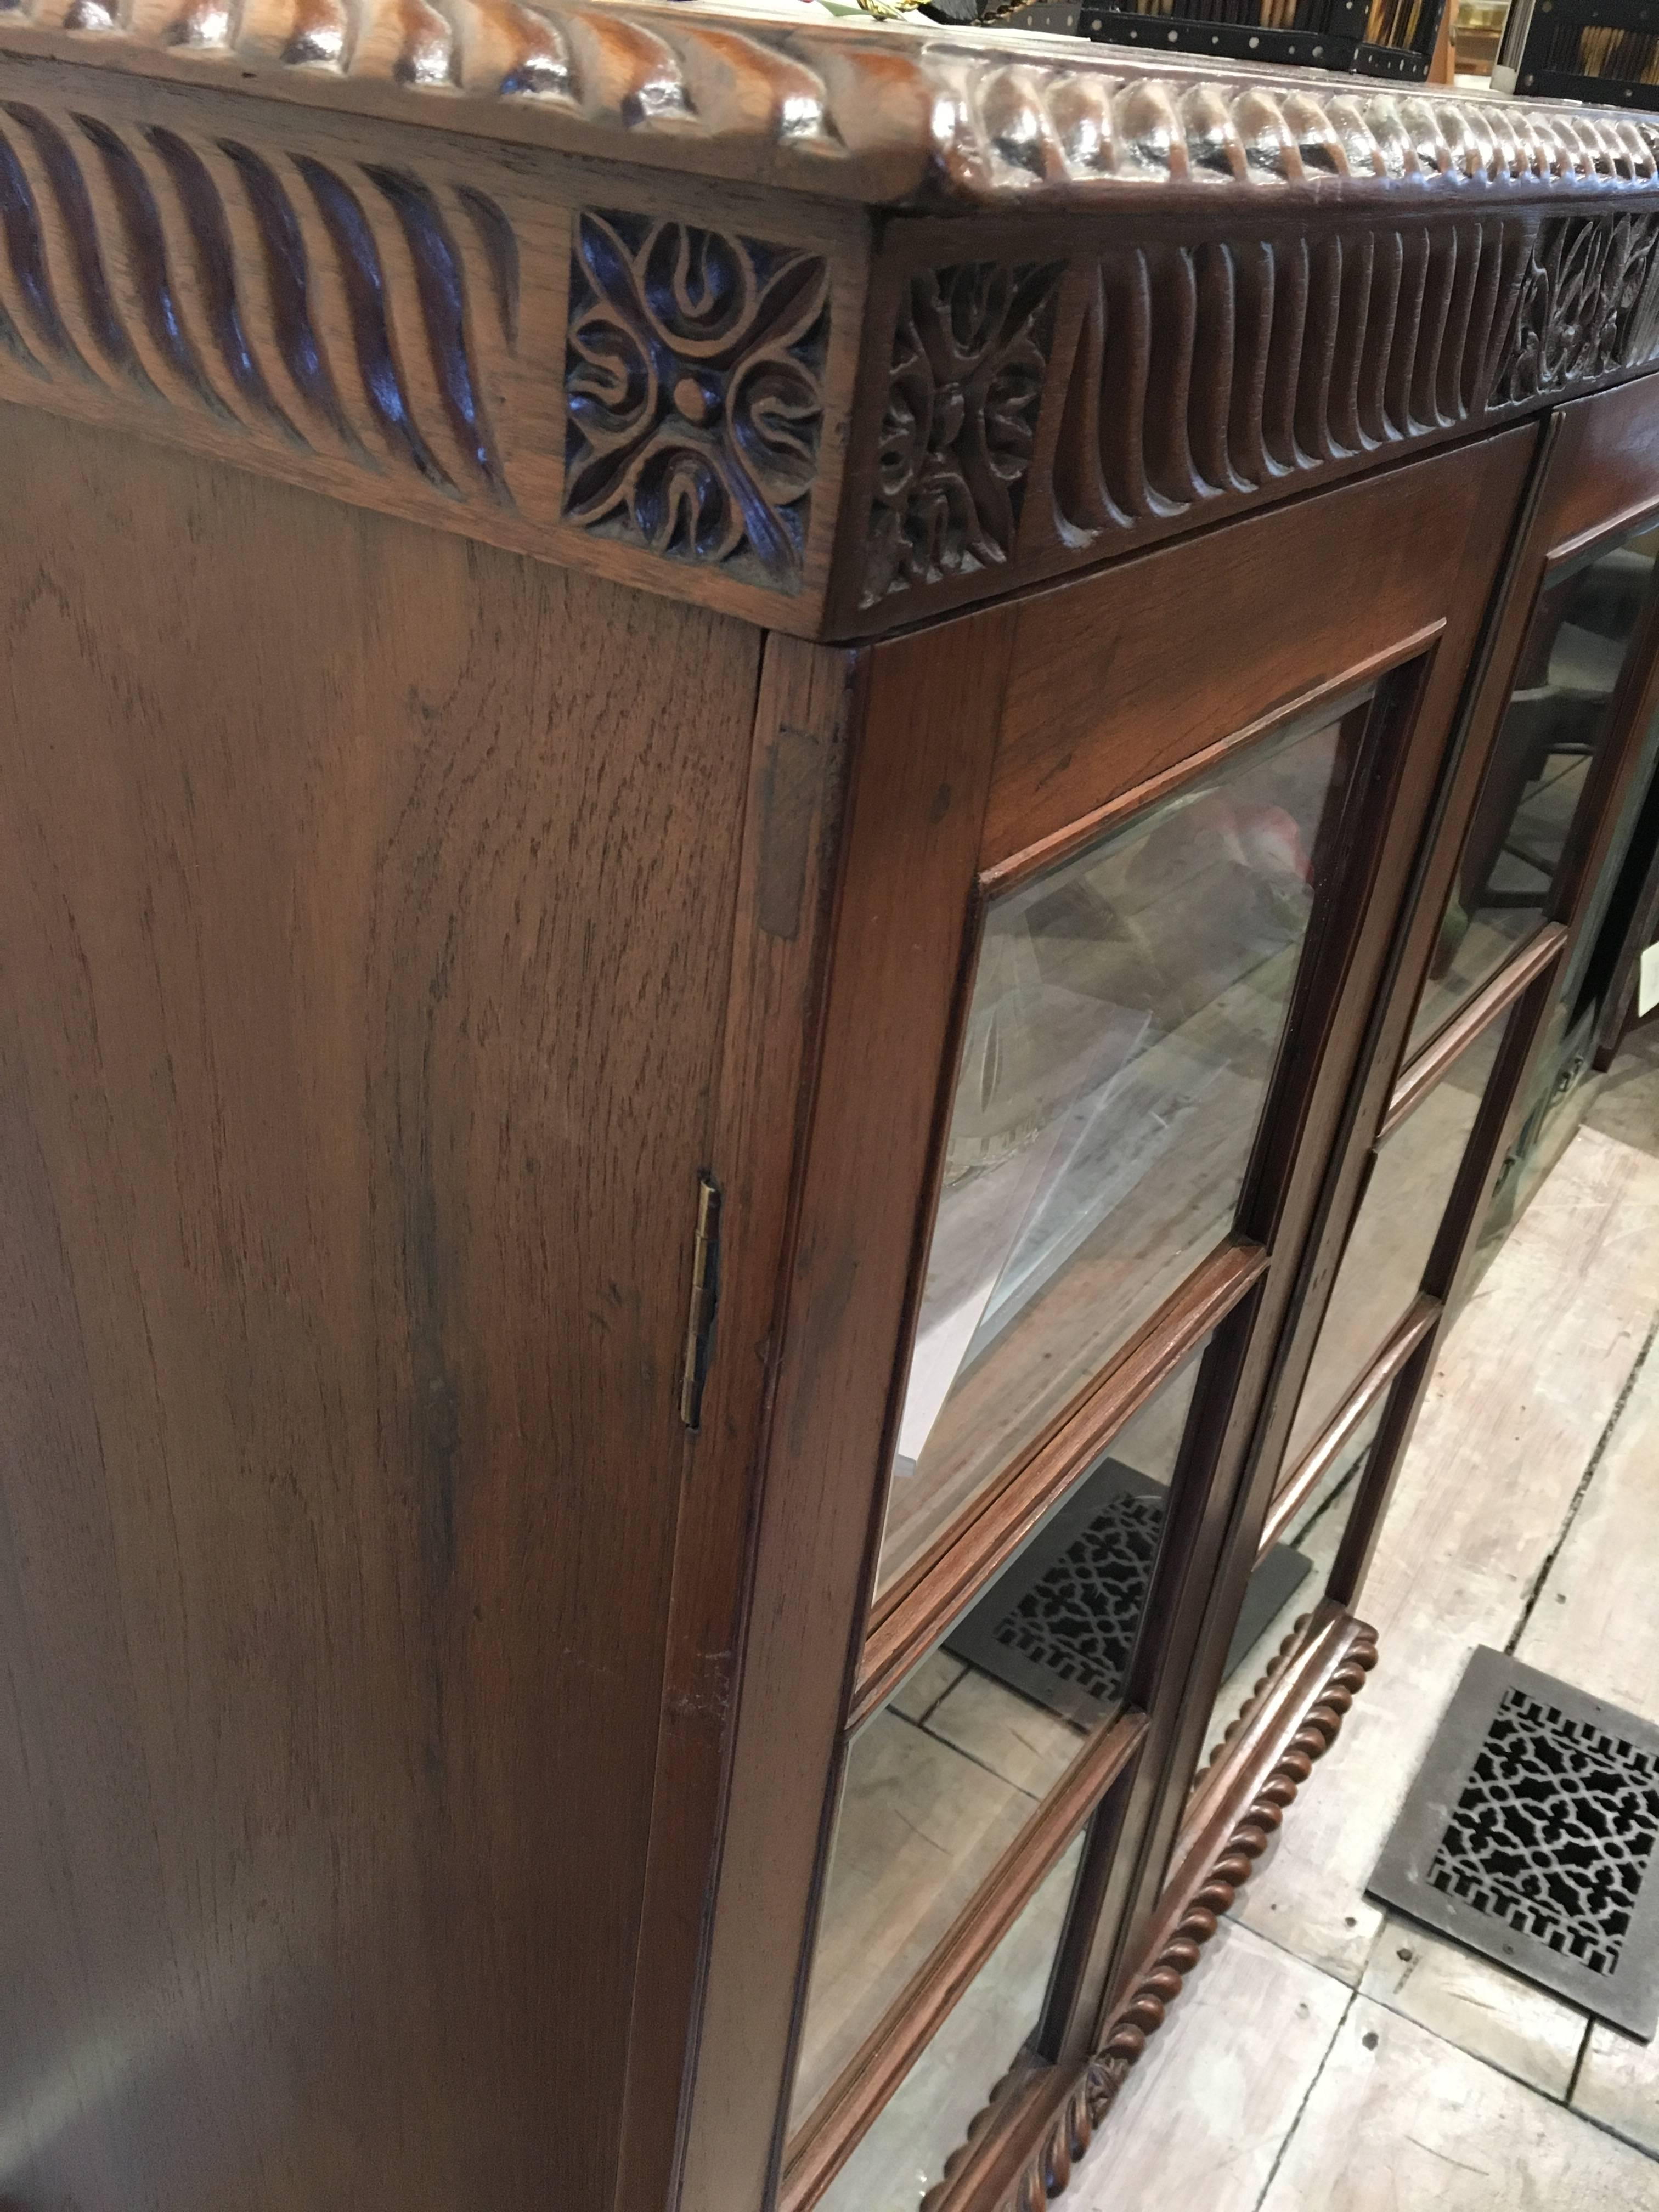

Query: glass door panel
1410,523,1659,1056
791,1352,1203,2130
1283,1008,1511,1472
815,1831,1086,2212
876,696,1367,1599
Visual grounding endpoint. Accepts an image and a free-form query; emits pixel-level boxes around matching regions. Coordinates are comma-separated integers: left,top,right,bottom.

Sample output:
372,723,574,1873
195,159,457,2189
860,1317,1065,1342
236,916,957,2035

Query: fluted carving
0,99,512,498
1052,218,1522,547
921,1624,1379,2212
2,0,1659,213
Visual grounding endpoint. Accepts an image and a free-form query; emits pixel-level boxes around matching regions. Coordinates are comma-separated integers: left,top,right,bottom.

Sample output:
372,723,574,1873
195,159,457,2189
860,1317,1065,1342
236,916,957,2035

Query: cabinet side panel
0,405,760,2211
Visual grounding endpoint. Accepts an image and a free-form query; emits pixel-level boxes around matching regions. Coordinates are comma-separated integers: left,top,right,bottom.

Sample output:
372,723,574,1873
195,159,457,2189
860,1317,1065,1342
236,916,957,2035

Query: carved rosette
562,211,828,590
1496,211,1659,405
862,259,1063,609
919,1625,1380,2212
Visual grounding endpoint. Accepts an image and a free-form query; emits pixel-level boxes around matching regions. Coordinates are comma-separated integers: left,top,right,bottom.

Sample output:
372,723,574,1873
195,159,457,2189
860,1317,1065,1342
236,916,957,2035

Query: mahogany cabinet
3,14,1659,2212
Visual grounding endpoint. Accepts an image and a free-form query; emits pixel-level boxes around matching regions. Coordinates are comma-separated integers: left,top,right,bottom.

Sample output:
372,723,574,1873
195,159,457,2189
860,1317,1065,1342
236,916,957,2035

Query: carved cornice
836,198,1659,628
5,16,1659,635
918,1620,1379,2212
2,3,1659,213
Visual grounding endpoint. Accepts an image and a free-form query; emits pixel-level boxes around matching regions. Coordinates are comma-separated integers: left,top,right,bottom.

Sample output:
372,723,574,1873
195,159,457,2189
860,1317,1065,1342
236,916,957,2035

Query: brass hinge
679,1173,722,1431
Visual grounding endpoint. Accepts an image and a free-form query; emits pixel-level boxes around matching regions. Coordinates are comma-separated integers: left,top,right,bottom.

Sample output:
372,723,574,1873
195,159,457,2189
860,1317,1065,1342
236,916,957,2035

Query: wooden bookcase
3,18,1659,2212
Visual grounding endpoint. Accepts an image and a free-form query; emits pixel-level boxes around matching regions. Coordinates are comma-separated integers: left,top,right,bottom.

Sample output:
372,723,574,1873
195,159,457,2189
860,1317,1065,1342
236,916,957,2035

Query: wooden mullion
855,1239,1267,1724
778,1713,1146,2212
1256,1295,1438,1558
1026,1280,1271,2070
1327,1333,1444,1609
1548,526,1659,928
1326,948,1566,1606
1068,431,1542,2064
1383,921,1568,1135
1234,667,1432,1253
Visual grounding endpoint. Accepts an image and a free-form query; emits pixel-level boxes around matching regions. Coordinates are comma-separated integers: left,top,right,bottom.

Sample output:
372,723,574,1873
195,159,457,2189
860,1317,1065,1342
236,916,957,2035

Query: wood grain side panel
0,408,760,2212
680,608,1019,2212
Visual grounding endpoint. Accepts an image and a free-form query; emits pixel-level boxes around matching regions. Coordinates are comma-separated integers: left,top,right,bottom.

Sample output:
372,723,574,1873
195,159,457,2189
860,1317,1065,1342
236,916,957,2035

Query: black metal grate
945,1458,1311,1731
1426,1685,1659,1978
991,1481,1163,1708
1371,1649,1659,2037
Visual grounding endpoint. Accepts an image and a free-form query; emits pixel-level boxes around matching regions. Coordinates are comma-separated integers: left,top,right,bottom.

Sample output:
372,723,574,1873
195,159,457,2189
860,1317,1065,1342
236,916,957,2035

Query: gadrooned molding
2,0,1659,211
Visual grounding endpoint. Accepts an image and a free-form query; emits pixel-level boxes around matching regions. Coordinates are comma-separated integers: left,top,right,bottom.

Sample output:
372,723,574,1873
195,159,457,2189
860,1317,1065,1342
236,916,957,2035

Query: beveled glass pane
1202,1402,1384,1759
814,1832,1086,2212
1411,523,1659,1056
791,1352,1203,2131
877,697,1365,1598
1284,1006,1511,1472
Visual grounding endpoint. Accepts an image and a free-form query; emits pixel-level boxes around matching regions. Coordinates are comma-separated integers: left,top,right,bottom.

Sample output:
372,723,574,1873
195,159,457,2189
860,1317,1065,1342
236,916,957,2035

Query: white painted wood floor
1071,1056,1659,2212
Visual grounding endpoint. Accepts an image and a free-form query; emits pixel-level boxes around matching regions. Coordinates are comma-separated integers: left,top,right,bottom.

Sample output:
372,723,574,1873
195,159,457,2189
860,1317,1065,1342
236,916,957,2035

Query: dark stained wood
826,190,1659,639
677,608,1020,2212
988,487,1455,860
614,637,864,2212
0,405,765,2212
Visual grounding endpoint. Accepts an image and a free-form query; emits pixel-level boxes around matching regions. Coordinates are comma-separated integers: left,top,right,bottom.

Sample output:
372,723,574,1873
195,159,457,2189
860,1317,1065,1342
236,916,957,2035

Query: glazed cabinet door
1184,373,1659,1911
681,423,1539,2212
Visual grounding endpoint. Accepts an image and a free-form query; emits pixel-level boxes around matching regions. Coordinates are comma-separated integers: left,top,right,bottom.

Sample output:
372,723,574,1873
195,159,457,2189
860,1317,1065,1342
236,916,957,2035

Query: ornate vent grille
992,1481,1163,1708
1426,1685,1659,1977
1370,1648,1659,2035
944,1459,1311,1730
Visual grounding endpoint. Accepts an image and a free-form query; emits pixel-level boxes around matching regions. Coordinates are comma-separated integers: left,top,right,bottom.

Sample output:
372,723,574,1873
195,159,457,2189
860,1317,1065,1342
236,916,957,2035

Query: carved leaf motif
864,259,1062,609
1496,212,1659,406
562,208,828,589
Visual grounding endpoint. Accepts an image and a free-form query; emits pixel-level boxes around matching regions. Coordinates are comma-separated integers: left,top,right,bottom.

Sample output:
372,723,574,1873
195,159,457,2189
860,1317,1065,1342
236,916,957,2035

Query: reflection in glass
1202,1403,1384,1757
814,1833,1086,2212
1476,998,1588,1260
1284,1009,1509,1471
791,1354,1203,2130
1412,523,1659,1054
877,697,1365,1598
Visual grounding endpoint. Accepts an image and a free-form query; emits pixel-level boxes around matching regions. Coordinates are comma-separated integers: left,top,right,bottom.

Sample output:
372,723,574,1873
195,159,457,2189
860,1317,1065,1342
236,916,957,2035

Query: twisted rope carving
921,1625,1379,2212
1190,1614,1313,1795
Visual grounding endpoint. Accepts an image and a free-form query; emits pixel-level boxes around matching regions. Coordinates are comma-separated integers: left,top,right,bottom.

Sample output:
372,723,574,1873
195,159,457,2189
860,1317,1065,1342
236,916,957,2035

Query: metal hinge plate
679,1173,722,1431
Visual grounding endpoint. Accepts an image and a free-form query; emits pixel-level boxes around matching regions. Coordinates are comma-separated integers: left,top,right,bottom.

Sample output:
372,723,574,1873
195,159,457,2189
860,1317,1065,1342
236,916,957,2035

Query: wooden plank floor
1069,1069,1659,2211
